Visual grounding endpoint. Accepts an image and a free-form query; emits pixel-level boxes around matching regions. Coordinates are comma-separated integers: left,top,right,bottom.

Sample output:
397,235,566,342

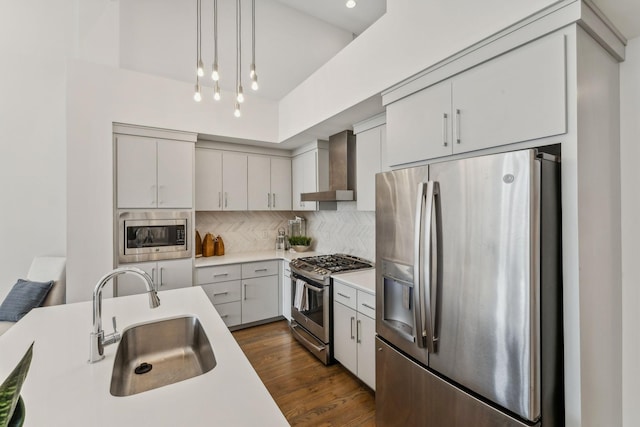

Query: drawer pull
254,268,268,272
214,273,229,277
361,303,375,311
221,314,229,319
213,291,229,296
337,292,351,299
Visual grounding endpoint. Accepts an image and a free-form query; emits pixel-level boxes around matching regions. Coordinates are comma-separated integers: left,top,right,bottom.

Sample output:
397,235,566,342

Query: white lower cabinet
282,260,291,321
116,258,193,297
196,260,280,328
333,280,376,390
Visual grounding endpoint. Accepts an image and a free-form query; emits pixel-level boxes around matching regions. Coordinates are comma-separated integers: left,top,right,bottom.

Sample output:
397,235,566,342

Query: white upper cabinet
117,134,193,209
270,157,292,210
385,32,567,166
247,156,292,211
157,139,193,208
195,148,223,211
452,32,566,154
292,148,329,211
355,123,386,211
222,152,248,211
387,82,452,166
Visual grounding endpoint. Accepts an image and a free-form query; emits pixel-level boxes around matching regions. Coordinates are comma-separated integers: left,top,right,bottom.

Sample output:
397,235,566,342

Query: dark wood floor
232,320,376,426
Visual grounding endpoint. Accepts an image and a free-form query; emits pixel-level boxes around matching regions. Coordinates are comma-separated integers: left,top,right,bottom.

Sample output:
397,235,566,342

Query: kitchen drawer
214,301,241,327
242,260,279,279
201,280,241,304
357,290,376,319
196,264,242,285
334,281,357,310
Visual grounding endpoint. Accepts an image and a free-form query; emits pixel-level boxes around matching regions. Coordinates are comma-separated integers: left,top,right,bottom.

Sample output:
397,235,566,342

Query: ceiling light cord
250,0,258,91
194,0,202,102
196,0,204,77
211,0,220,84
235,0,243,116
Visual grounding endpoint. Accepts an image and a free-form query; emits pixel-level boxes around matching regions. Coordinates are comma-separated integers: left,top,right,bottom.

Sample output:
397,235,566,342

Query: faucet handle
103,316,121,347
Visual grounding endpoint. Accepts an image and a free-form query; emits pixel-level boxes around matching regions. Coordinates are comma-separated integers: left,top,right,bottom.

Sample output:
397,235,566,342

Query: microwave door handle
414,182,428,349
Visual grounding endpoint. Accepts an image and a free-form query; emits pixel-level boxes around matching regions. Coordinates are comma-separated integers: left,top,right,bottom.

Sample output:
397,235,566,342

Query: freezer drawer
376,337,538,427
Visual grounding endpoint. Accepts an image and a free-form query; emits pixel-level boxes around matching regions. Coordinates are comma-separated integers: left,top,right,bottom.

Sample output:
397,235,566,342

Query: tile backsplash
195,202,375,261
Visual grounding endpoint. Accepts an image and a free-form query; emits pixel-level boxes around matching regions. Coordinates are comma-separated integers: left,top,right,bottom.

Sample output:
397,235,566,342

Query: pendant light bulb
213,82,221,101
234,102,241,118
251,76,259,91
237,85,244,103
193,83,202,102
211,63,219,81
197,59,204,77
346,0,356,8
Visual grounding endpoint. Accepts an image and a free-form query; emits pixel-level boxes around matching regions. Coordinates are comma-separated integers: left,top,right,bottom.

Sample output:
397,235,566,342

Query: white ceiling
273,0,386,36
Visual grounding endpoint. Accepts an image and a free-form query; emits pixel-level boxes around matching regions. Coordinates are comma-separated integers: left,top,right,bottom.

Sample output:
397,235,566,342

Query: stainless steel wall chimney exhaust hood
301,130,356,202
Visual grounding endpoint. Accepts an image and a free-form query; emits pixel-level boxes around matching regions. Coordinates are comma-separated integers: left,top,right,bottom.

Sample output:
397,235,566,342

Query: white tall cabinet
116,134,193,209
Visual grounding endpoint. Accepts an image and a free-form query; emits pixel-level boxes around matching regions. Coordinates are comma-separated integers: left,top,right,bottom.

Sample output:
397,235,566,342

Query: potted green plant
288,236,312,252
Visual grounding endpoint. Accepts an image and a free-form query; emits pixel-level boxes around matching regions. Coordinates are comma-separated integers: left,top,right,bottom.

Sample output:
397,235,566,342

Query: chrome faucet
88,267,160,363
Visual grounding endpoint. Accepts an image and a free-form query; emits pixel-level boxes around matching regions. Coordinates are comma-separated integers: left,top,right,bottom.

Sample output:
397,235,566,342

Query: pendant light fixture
211,0,221,101
346,0,357,8
236,0,244,105
196,0,204,77
250,0,259,91
194,0,203,102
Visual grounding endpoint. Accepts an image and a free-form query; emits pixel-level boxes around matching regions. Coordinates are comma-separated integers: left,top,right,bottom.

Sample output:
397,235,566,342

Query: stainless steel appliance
118,211,191,263
290,254,373,365
376,149,563,426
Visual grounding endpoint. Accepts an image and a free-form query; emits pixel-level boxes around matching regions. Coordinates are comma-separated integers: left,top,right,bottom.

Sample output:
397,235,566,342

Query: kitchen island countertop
0,287,288,427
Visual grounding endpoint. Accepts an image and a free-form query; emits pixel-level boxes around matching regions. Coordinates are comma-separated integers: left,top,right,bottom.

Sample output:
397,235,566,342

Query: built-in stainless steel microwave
118,211,191,263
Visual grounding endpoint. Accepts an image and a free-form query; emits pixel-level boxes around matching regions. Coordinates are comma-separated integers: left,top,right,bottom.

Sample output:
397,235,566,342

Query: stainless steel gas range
289,254,373,365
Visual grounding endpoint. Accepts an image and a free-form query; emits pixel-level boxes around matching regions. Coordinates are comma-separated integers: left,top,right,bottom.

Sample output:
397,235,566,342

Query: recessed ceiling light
346,0,356,9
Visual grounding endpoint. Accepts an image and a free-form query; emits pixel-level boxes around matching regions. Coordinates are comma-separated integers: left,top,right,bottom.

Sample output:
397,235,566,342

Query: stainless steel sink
110,316,216,397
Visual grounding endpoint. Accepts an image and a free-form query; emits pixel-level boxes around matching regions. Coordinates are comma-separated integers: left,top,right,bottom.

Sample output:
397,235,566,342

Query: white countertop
0,287,288,427
194,249,324,267
331,269,376,294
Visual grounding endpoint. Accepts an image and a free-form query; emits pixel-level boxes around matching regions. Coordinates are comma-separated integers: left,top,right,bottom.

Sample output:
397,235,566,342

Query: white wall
279,0,561,141
620,36,640,427
0,1,76,290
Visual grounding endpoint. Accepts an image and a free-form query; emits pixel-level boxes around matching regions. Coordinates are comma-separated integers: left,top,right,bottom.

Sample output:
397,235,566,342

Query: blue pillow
0,279,53,322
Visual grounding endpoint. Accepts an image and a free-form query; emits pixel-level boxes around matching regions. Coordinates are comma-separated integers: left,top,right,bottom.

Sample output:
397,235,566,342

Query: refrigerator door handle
414,182,429,349
414,181,438,353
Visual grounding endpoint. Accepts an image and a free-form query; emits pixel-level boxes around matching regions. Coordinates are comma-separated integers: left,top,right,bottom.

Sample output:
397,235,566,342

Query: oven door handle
303,282,324,293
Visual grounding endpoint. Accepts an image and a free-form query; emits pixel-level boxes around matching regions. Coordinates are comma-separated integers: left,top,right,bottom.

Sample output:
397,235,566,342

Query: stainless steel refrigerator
375,149,563,426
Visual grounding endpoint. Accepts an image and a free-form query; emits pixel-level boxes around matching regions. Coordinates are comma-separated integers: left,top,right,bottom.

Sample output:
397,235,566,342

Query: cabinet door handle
225,192,228,208
158,185,165,205
244,283,247,300
357,319,362,343
362,303,375,311
337,292,351,299
267,192,271,208
218,192,222,208
350,316,355,340
456,108,461,144
443,113,448,147
213,291,228,296
272,193,276,208
213,273,229,277
159,267,164,287
151,268,156,286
